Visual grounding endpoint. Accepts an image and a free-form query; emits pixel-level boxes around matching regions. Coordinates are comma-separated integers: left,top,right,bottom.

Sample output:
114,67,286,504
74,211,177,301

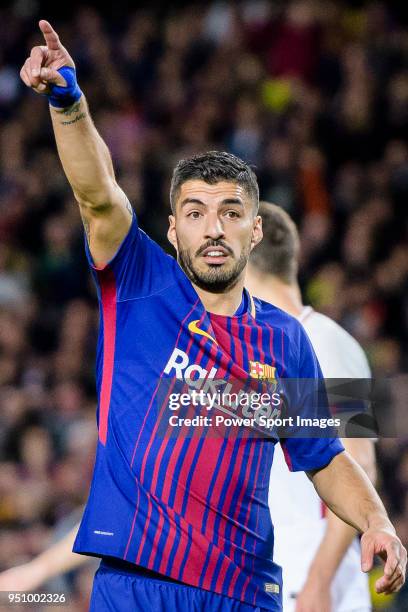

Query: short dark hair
250,202,300,284
170,151,259,213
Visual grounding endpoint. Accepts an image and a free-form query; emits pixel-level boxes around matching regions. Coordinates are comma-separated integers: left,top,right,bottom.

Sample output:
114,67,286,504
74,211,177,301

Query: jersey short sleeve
84,211,177,301
280,323,344,472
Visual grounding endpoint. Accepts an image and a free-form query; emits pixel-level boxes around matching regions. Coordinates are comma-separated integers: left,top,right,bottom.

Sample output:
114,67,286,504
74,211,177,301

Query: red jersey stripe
97,267,117,446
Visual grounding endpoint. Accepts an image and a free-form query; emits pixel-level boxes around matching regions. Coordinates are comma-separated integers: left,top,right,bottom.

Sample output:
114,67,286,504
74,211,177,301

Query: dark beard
178,245,249,294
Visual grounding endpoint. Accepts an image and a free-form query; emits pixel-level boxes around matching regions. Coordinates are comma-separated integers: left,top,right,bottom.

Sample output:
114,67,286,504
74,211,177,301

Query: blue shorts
90,558,269,611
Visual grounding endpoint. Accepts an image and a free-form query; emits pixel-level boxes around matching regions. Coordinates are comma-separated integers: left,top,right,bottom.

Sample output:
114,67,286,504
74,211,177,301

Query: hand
0,561,47,591
361,527,407,594
294,576,331,612
20,20,74,94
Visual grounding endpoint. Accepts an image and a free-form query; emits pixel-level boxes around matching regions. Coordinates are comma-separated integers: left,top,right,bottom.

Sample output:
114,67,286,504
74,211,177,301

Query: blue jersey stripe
178,523,193,581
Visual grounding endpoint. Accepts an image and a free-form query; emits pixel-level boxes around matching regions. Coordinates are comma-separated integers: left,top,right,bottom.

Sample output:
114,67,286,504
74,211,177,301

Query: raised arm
20,20,132,267
307,450,406,596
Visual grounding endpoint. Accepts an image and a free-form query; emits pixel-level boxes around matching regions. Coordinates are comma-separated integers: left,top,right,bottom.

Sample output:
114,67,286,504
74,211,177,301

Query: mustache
195,240,234,257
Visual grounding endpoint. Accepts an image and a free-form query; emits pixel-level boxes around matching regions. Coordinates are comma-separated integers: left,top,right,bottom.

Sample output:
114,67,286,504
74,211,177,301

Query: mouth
200,246,230,265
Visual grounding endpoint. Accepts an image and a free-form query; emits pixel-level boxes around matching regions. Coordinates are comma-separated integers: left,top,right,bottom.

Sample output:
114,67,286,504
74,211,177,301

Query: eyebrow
180,197,244,207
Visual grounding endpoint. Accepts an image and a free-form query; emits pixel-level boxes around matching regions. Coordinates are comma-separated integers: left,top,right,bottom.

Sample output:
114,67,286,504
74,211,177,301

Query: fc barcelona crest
249,360,277,382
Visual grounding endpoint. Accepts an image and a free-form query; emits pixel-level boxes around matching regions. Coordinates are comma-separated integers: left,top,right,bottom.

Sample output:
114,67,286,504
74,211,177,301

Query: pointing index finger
39,19,61,51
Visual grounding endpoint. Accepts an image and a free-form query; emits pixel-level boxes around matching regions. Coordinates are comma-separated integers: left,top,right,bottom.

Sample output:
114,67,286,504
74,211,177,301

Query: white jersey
270,307,372,612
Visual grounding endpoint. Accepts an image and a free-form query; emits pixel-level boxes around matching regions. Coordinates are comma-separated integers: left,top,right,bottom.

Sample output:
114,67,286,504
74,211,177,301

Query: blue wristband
47,66,83,108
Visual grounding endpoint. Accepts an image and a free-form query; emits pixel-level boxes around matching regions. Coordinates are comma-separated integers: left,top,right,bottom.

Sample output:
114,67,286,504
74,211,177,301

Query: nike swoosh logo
188,320,218,345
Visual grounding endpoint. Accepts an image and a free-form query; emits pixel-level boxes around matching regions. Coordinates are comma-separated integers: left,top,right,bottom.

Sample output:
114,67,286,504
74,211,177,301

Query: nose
204,212,225,241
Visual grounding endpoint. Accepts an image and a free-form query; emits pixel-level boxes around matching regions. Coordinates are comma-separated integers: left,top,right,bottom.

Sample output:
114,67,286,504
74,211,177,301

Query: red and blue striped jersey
73,214,344,610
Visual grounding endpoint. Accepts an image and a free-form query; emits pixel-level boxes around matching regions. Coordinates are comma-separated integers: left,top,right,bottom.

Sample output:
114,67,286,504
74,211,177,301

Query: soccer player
0,205,379,611
13,20,405,611
246,203,377,612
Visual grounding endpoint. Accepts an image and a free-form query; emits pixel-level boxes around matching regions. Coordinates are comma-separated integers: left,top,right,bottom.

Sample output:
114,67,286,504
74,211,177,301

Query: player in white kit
246,202,376,612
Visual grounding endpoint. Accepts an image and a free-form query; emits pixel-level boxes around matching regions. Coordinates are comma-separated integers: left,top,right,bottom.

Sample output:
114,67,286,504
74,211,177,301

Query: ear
167,215,178,252
250,215,263,251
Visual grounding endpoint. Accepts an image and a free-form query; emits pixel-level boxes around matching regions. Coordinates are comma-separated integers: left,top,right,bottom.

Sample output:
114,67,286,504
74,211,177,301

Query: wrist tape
47,66,83,108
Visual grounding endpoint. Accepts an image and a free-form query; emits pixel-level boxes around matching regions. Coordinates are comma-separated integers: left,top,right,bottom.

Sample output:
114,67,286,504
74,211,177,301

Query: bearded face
167,180,262,295
177,237,252,293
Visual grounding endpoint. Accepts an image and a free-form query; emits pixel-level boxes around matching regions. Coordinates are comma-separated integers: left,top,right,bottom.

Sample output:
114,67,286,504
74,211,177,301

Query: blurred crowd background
0,0,407,609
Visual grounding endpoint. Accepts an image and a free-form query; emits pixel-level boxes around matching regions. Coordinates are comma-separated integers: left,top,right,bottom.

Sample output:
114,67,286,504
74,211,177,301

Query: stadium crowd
0,1,407,609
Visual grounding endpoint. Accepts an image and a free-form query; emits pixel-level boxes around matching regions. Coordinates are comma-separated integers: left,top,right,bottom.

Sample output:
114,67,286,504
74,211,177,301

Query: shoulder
253,296,303,334
253,296,311,361
88,213,182,301
302,310,371,378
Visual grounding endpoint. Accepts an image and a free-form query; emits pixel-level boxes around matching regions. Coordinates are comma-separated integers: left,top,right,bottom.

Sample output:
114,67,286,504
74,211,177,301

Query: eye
187,210,202,219
225,210,240,219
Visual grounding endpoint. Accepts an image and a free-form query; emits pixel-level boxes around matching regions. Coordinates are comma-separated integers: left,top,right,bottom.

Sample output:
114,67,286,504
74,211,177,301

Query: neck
245,266,303,317
193,276,245,316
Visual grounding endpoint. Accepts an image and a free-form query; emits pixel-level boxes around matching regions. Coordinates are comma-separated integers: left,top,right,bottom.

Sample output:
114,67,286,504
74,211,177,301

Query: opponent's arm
306,450,406,596
295,438,377,612
20,20,132,267
0,524,89,591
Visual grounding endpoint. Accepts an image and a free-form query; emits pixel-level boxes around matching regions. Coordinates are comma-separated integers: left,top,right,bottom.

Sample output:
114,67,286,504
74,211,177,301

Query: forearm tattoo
60,112,86,126
55,101,87,126
55,102,81,116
